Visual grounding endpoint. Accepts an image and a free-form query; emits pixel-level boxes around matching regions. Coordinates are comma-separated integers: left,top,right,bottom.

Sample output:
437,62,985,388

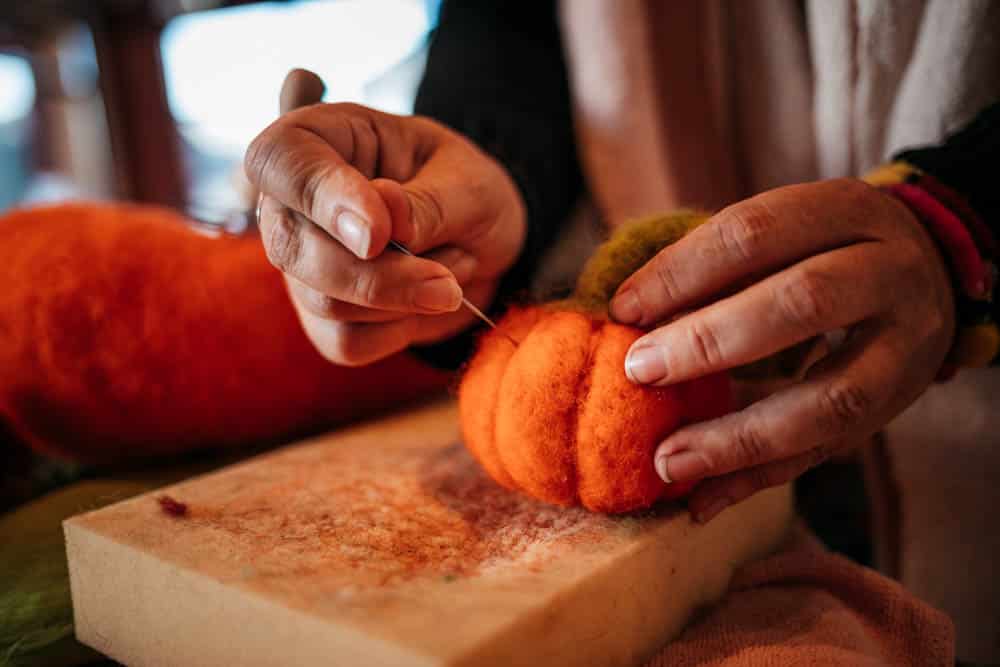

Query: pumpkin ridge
561,317,603,505
493,310,586,504
482,324,523,490
489,314,541,495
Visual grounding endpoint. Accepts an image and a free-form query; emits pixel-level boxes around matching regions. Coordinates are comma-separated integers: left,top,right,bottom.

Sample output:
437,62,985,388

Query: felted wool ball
459,212,733,513
0,203,449,462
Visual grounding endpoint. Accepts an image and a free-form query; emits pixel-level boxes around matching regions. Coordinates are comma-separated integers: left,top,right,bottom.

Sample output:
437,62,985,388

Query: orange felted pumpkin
459,212,733,513
0,203,449,462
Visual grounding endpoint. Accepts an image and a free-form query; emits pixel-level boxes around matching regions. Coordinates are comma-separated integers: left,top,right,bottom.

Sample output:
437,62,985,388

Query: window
0,52,36,209
160,0,438,222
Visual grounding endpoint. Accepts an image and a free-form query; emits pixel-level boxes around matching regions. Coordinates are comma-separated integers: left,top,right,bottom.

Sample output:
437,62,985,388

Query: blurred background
0,0,874,569
0,0,440,220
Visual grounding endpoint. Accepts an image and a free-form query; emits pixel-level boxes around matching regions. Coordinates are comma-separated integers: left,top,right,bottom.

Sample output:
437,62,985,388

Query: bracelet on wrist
862,161,999,378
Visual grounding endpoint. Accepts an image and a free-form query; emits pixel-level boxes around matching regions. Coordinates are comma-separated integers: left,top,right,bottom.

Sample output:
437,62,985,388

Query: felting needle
253,200,516,343
388,240,502,331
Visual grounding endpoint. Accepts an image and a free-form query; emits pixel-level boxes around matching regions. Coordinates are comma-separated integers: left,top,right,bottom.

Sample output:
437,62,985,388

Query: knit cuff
863,162,999,376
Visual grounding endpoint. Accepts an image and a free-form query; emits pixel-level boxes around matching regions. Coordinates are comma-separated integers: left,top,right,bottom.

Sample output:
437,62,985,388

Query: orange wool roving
459,212,734,513
0,203,449,461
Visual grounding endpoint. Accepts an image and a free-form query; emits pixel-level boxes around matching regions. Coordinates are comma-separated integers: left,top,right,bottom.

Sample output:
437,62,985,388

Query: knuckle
716,203,776,262
407,187,446,249
244,124,280,184
245,121,335,222
349,269,382,307
348,117,380,177
302,290,342,320
652,254,684,304
778,270,835,333
817,381,871,434
298,162,332,221
263,210,302,273
686,320,725,368
731,421,772,468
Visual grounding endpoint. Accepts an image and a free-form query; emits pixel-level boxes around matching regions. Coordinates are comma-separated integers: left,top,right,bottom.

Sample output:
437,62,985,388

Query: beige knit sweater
558,1,1000,661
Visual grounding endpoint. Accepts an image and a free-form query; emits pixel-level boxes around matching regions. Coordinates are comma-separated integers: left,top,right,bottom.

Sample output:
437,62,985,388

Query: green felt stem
565,210,811,380
570,211,708,311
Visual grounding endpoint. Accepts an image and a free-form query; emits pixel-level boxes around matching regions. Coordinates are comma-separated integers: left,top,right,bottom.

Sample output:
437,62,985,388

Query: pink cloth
646,526,954,666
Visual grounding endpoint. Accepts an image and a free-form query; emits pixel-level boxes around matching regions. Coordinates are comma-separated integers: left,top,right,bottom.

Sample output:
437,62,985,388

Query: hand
244,98,525,366
609,179,955,522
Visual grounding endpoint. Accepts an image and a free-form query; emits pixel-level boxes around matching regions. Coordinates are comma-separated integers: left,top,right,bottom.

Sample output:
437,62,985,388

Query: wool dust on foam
162,443,614,590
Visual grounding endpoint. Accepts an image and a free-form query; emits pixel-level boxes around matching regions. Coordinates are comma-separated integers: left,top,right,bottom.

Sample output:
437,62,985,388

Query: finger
294,281,494,366
284,246,479,323
410,281,497,344
295,310,419,367
624,241,902,386
686,446,838,523
610,179,883,326
392,128,525,272
259,201,462,314
245,109,394,259
371,177,411,241
286,277,405,323
279,68,325,114
422,245,479,285
652,323,910,485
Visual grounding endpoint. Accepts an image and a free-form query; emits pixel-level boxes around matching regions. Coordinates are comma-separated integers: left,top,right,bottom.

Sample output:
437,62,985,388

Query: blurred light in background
0,53,36,209
161,0,438,220
0,54,35,124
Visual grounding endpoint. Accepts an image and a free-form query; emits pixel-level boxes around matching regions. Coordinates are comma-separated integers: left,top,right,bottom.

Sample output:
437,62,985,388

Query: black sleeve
407,0,584,370
894,101,1000,365
895,101,1000,241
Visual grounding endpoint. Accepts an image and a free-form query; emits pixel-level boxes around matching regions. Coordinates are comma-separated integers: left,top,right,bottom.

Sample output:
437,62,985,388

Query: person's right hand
244,94,526,366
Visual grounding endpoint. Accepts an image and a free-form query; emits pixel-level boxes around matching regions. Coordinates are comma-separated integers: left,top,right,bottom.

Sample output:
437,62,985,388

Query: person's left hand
609,179,956,522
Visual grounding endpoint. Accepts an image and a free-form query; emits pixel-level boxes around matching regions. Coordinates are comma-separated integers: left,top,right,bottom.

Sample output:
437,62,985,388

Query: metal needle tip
388,241,508,336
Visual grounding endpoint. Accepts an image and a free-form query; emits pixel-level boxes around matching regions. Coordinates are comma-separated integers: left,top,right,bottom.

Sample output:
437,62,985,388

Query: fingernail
413,277,462,312
625,344,667,384
654,455,671,483
336,210,370,257
661,450,708,483
696,497,730,524
610,289,641,324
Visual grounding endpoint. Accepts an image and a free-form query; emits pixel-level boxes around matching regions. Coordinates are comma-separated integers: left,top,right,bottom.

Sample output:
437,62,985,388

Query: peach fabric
645,526,954,667
0,203,449,461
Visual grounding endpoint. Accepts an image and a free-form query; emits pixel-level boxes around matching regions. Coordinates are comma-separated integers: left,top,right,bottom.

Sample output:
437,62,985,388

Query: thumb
371,176,463,258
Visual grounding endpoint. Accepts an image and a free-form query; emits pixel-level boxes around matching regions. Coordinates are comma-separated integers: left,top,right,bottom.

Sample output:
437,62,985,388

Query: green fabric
0,457,238,667
572,211,707,310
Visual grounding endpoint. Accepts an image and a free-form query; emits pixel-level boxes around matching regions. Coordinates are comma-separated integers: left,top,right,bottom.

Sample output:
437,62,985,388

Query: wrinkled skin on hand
611,179,955,522
245,101,525,366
